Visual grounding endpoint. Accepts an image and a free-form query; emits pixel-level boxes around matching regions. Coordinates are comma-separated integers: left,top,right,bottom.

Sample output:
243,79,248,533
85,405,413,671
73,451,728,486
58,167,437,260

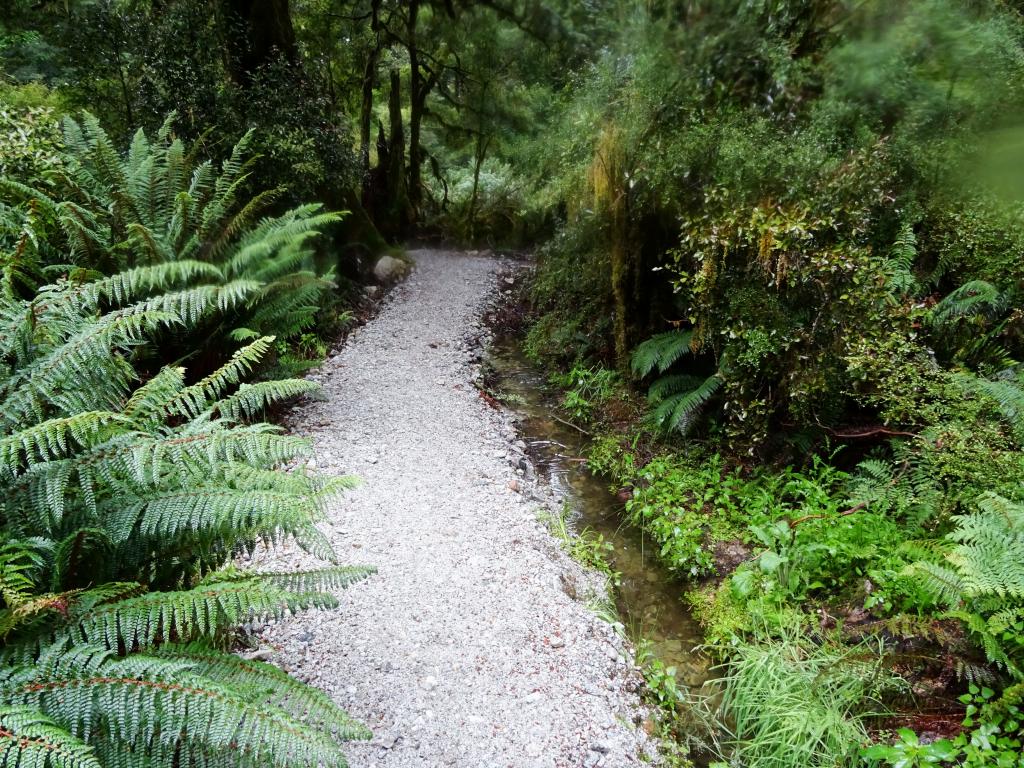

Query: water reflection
487,336,710,687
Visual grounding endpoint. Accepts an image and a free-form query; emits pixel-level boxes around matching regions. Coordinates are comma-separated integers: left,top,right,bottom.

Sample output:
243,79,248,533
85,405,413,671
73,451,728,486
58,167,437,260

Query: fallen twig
552,415,592,436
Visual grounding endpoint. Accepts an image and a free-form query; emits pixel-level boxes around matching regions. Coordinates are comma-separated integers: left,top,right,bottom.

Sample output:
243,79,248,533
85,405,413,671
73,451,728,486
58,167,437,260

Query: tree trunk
610,197,636,369
467,133,492,242
359,0,382,201
220,0,297,83
386,69,410,239
595,126,639,369
406,0,423,220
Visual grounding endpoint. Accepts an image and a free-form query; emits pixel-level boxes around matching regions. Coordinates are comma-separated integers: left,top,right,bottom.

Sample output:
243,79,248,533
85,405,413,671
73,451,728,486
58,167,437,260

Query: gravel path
248,250,655,768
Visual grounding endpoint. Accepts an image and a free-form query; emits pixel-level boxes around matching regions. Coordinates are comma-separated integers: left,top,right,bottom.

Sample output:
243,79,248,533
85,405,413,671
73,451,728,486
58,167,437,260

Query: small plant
550,362,620,423
862,685,1024,767
634,639,724,767
714,634,898,768
494,390,527,406
862,728,959,767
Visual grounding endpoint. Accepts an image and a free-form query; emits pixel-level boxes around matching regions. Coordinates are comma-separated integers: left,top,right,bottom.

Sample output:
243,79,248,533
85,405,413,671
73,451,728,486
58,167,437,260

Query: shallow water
487,335,710,687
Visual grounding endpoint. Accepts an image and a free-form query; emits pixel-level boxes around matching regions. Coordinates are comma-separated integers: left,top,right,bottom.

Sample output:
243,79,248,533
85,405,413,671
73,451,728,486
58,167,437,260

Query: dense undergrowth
516,1,1024,766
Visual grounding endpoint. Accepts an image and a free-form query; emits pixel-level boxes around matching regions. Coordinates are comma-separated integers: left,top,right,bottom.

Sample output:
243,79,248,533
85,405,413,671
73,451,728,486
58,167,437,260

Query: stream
487,335,711,689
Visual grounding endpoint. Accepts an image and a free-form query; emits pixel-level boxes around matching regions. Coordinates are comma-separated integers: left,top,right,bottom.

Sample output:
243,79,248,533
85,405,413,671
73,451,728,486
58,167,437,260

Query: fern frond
0,412,128,481
956,373,1024,444
0,541,45,608
646,373,708,402
122,367,187,422
215,380,321,422
154,643,371,740
0,706,101,768
652,373,722,434
69,579,340,651
947,493,1024,599
929,280,1005,329
205,566,376,594
884,222,918,297
631,330,695,377
73,261,223,309
164,338,275,419
3,645,351,768
907,560,965,607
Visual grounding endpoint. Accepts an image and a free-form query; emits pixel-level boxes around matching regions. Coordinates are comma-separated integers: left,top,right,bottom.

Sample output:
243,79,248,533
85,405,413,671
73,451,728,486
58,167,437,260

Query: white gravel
246,250,656,768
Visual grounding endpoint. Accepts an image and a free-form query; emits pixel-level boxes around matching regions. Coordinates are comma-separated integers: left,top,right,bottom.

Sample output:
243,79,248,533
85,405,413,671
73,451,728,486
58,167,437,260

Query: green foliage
957,373,1024,446
537,505,619,586
909,493,1024,678
0,102,64,184
621,455,728,578
524,222,614,366
715,636,896,768
549,363,621,423
632,332,695,379
862,727,959,767
0,705,101,768
2,114,343,362
614,451,854,582
863,685,1024,768
0,640,365,768
524,0,1024,451
631,325,724,435
0,234,371,767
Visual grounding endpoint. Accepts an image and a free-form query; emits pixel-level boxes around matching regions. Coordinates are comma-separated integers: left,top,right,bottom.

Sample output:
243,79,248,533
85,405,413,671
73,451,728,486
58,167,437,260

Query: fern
631,329,721,434
152,643,370,739
929,280,1005,328
948,493,1024,600
883,222,918,297
631,330,695,377
909,492,1024,677
3,114,345,353
0,255,369,766
0,706,101,768
1,645,355,768
67,570,372,652
651,373,723,434
956,372,1024,445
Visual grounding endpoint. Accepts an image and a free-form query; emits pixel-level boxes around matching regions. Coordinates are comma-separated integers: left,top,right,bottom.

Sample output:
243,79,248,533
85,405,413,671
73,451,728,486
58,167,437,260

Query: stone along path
248,250,654,768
